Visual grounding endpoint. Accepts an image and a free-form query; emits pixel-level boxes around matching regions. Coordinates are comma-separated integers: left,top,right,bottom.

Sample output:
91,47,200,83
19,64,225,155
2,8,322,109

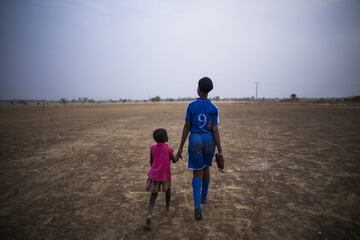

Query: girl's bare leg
145,193,158,229
165,189,171,210
165,189,175,215
147,192,158,217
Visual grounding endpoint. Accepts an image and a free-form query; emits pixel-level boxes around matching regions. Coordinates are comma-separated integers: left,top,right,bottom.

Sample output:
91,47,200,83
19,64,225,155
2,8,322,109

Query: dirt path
0,103,359,239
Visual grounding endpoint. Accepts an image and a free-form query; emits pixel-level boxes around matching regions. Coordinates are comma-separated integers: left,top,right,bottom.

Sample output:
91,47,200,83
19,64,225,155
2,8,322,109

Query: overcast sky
0,0,359,100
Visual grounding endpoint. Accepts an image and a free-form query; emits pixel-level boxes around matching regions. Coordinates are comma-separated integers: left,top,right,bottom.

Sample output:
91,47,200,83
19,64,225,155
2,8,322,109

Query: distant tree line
1,95,360,105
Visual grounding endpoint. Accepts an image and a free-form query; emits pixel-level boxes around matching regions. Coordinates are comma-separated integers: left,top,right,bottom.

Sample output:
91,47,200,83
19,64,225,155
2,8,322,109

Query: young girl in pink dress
145,128,178,229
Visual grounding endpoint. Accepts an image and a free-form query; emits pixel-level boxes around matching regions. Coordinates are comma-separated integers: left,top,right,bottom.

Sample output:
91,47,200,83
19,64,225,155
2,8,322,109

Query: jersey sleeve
212,106,219,125
185,104,192,122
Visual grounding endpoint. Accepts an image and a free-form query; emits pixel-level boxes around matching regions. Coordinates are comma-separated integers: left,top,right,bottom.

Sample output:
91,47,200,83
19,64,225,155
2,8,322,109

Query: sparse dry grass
0,103,359,240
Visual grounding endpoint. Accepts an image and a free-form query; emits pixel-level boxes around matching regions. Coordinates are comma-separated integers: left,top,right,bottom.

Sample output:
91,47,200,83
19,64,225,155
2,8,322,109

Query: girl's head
197,77,213,95
153,128,168,143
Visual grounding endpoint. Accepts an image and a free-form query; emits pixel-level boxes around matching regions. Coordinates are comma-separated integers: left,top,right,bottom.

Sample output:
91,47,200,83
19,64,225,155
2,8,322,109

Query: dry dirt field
0,102,359,240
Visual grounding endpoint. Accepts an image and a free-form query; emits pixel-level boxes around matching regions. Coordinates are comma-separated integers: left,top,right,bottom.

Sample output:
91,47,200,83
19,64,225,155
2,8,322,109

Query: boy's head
198,77,213,94
153,128,168,143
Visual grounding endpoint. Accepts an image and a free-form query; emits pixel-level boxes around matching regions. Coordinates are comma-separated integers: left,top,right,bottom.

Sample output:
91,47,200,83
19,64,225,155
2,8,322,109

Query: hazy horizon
1,94,360,102
1,0,360,100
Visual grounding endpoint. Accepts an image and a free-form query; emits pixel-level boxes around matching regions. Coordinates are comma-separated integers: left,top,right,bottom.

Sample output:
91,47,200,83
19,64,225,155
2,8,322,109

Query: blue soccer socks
192,177,202,209
201,178,209,204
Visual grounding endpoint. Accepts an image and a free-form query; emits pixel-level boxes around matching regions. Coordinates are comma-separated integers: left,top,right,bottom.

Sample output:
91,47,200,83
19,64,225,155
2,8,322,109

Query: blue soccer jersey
185,98,219,134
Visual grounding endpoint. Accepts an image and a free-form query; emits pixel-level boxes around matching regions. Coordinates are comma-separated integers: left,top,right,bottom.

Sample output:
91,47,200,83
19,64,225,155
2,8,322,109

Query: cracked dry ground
0,103,359,240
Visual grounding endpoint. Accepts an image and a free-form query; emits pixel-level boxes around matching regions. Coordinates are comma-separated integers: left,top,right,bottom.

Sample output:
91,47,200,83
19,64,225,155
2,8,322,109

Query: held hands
176,149,183,161
172,149,183,163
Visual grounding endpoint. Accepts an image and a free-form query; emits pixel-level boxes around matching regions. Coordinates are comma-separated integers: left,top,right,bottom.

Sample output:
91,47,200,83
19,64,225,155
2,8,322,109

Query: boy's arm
176,120,191,158
212,124,223,154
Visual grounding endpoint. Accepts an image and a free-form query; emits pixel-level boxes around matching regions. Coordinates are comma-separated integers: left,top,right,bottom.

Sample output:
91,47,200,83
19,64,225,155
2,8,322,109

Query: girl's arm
212,124,223,154
176,120,191,158
150,151,153,166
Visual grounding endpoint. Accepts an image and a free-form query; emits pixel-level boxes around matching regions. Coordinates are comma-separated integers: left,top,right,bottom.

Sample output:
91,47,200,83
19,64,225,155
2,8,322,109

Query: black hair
153,128,168,143
198,77,213,93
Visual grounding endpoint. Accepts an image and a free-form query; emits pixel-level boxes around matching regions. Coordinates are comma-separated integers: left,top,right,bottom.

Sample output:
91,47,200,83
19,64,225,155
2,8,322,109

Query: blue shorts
188,133,216,170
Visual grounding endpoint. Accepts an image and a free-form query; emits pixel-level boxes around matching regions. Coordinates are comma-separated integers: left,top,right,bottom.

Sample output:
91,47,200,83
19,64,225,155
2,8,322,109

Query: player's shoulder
187,99,198,106
207,100,218,111
209,100,218,108
186,99,199,111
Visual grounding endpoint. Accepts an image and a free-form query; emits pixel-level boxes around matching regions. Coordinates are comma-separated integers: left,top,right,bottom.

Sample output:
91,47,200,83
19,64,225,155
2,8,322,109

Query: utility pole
255,82,260,101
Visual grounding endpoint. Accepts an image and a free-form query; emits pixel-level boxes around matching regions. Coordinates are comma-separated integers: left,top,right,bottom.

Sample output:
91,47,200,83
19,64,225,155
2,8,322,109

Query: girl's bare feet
145,218,151,230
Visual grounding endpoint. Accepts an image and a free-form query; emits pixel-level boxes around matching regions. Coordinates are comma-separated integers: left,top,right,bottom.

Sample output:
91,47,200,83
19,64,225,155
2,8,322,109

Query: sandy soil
0,103,359,240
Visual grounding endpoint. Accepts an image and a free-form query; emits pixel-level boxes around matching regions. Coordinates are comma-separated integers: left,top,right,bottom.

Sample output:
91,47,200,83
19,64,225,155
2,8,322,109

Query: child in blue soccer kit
176,77,224,220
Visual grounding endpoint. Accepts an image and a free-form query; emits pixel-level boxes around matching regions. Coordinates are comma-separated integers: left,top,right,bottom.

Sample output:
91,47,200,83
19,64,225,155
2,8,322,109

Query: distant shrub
212,96,221,101
290,94,297,102
151,96,161,102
